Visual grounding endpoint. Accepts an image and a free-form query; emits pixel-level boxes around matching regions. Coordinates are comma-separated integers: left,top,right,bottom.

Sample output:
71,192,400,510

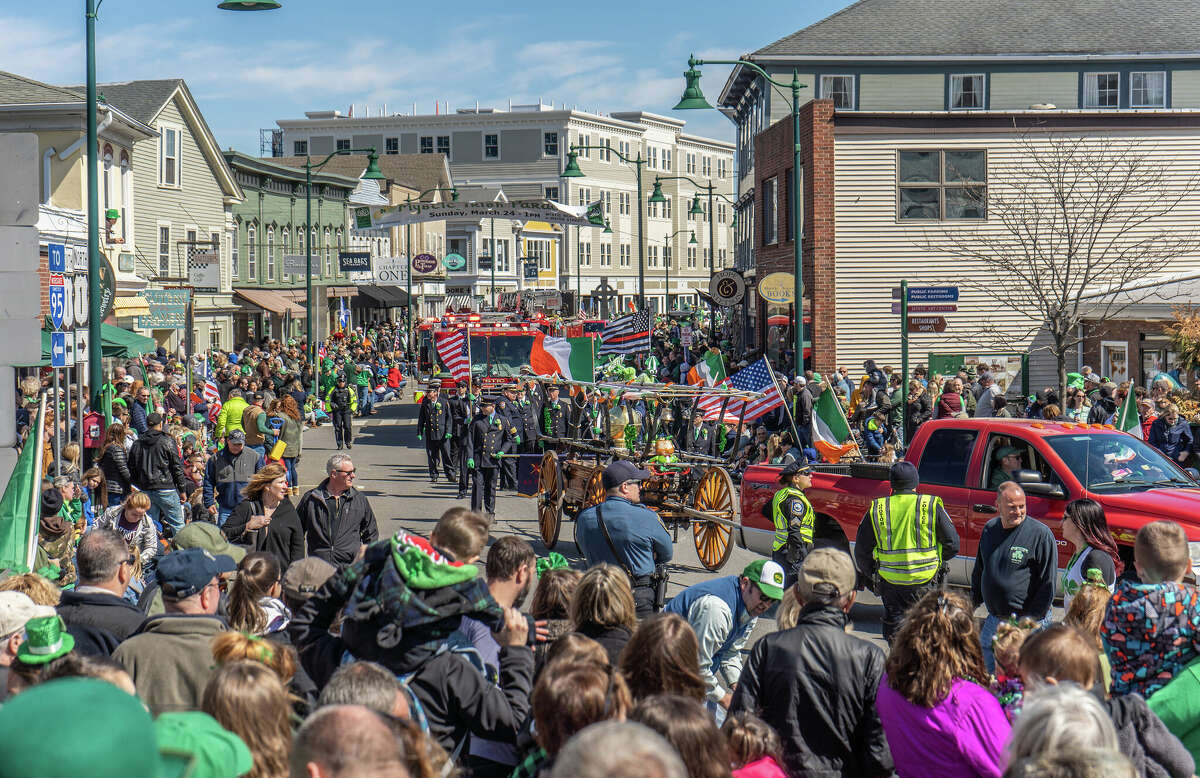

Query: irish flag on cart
530,334,594,381
812,385,857,462
687,350,727,387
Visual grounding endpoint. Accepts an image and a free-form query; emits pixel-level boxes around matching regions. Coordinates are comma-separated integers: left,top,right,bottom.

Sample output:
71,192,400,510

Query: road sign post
900,280,908,447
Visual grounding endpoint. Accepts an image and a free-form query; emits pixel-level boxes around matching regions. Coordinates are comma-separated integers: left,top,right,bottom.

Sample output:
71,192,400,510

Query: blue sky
1,0,852,154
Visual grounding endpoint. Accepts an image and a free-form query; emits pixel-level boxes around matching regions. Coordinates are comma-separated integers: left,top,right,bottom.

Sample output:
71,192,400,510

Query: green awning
35,323,158,366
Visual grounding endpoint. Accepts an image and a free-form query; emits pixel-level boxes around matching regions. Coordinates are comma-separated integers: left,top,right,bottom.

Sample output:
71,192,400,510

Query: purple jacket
876,675,1011,778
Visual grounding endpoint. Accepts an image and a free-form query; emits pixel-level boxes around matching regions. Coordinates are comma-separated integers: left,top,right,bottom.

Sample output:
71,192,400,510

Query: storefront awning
234,289,305,317
355,285,409,307
35,323,156,365
445,294,474,311
111,295,151,318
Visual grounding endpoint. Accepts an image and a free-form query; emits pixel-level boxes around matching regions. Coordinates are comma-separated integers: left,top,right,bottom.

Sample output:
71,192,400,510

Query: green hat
742,559,786,601
155,712,253,778
0,678,192,778
16,615,74,665
173,521,247,563
994,445,1021,460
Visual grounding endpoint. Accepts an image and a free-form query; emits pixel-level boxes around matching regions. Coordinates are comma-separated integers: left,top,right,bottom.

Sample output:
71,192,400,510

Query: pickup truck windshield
1044,434,1192,492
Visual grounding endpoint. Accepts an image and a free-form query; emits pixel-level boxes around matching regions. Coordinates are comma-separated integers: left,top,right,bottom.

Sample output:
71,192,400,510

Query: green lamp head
648,180,667,204
689,195,704,216
562,149,584,178
361,151,385,180
673,56,713,111
603,221,613,234
217,0,281,9
450,188,460,202
688,231,698,245
731,213,738,229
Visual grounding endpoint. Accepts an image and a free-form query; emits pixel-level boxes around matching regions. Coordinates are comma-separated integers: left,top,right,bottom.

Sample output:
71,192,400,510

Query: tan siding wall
767,73,814,123
831,130,1200,382
132,97,231,289
1172,70,1200,108
859,74,945,111
990,72,1080,110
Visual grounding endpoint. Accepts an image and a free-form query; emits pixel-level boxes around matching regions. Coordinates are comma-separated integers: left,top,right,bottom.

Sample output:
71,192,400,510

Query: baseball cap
602,460,654,490
0,592,54,638
795,548,857,602
994,445,1020,461
0,677,193,778
155,712,253,778
742,559,785,601
226,429,246,444
174,521,247,563
282,556,337,602
156,548,236,600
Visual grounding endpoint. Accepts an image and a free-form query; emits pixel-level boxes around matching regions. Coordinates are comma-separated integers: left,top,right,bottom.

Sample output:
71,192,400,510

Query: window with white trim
484,134,499,159
717,159,727,178
158,225,170,274
619,192,630,215
544,185,559,202
336,139,351,151
601,138,612,162
648,199,657,218
159,125,180,186
437,136,451,156
951,74,985,109
579,134,590,158
603,191,612,216
527,238,551,271
247,224,256,279
619,244,630,267
544,131,559,156
820,75,855,109
1084,72,1120,108
231,223,240,279
898,149,987,220
663,245,672,268
703,247,711,268
577,187,591,206
385,137,398,154
294,140,308,156
281,229,290,280
266,227,276,281
324,227,331,276
663,149,672,171
1131,71,1166,108
718,248,726,267
686,153,695,174
648,244,658,268
420,136,433,153
580,243,591,267
664,198,672,219
687,246,697,268
762,177,778,244
600,243,611,266
648,147,658,169
702,156,711,177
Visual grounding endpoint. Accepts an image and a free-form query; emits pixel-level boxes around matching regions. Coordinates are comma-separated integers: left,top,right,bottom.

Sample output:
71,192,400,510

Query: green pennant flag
1114,387,1142,439
0,402,44,573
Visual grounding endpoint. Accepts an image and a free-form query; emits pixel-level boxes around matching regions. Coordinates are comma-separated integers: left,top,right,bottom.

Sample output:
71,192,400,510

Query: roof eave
749,50,1200,62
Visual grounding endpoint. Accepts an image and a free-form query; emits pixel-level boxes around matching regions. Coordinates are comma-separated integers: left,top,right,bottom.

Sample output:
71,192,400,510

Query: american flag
695,358,783,422
597,310,650,357
435,330,471,382
198,356,222,424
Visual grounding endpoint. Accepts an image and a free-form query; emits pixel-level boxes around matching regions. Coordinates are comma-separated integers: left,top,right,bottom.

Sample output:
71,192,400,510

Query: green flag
0,402,44,572
1114,388,1142,439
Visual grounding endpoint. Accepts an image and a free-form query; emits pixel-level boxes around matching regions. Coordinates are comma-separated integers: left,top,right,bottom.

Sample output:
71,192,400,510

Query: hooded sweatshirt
1103,579,1200,699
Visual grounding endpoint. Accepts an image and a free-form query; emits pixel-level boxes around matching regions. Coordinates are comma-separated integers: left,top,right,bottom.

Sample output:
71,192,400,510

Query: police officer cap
779,461,813,480
602,460,654,490
479,395,497,407
503,384,519,393
546,383,562,392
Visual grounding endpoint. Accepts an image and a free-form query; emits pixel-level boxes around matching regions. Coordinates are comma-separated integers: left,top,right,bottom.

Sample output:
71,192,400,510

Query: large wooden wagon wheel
537,451,562,549
582,470,606,511
692,467,736,571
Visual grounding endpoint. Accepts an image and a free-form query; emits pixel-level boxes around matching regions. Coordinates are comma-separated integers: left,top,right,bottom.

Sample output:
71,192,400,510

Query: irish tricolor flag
1114,387,1143,439
687,350,727,387
530,334,595,381
812,385,858,463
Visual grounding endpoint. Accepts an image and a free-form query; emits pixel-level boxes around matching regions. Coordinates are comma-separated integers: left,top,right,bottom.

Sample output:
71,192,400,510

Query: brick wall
753,100,837,374
1081,318,1171,386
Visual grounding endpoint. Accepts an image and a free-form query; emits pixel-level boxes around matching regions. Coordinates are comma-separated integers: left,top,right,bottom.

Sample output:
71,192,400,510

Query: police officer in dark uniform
465,396,512,519
517,379,541,453
324,374,357,450
681,409,715,457
575,460,674,618
445,380,474,499
417,385,454,483
538,383,570,450
495,384,523,491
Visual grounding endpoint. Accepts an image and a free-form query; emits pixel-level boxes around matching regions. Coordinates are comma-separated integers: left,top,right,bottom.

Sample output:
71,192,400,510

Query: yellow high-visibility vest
869,493,943,585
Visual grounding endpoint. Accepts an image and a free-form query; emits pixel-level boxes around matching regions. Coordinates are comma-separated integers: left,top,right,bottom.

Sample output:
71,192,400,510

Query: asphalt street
297,396,891,649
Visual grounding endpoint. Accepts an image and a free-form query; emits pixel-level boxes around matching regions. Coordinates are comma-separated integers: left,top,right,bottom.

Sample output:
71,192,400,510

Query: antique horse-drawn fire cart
534,381,759,572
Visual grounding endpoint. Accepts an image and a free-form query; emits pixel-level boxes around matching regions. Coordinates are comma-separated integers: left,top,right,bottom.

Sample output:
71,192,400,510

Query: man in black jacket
417,385,454,484
325,374,357,450
296,454,379,568
445,382,474,499
465,397,513,519
57,529,144,654
128,413,187,538
731,548,894,777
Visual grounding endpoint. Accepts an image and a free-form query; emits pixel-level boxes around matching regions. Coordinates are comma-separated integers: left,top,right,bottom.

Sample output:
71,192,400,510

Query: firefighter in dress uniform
538,384,570,451
445,380,475,499
769,461,815,589
495,384,524,491
853,461,960,643
417,385,454,483
681,409,715,457
518,379,542,453
465,396,513,519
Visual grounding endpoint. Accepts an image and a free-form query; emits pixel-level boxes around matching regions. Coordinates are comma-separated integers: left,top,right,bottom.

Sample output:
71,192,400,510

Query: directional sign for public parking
49,274,66,330
50,331,67,367
892,286,959,302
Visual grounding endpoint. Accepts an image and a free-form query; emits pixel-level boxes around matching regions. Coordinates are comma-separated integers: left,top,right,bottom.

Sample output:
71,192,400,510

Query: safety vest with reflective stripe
869,493,943,585
771,487,814,551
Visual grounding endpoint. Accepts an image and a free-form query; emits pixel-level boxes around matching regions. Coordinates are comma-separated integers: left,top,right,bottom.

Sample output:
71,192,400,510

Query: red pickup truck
739,418,1200,585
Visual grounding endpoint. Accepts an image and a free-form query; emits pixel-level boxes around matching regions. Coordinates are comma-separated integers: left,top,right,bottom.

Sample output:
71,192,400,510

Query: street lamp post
675,55,807,378
561,144,648,311
401,186,456,356
85,0,279,408
304,149,384,365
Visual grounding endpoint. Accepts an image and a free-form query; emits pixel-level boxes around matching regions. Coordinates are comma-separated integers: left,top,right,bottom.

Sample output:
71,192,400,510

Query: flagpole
764,358,804,458
26,397,47,570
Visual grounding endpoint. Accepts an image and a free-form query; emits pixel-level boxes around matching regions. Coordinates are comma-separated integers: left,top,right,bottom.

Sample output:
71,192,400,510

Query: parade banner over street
355,198,605,230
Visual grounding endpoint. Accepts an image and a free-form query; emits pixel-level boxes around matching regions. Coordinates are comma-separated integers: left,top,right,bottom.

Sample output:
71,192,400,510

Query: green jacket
1148,655,1200,768
215,396,249,438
